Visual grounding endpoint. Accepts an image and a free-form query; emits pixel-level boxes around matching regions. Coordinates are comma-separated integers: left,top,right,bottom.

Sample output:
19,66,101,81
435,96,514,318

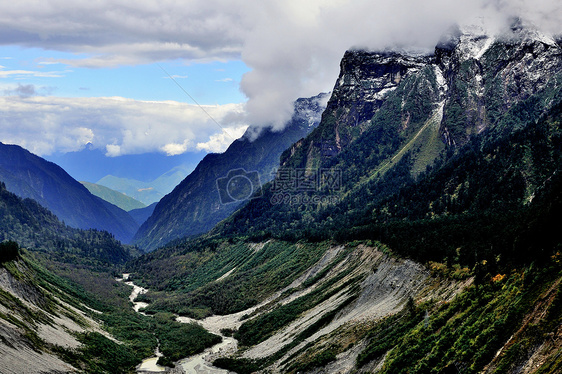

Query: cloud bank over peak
238,0,562,128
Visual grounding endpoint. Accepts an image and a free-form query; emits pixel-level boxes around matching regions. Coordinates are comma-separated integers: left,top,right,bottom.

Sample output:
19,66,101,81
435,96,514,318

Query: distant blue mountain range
44,146,204,183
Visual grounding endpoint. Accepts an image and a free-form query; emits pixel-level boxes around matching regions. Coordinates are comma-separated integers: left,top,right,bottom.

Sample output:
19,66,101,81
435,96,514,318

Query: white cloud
238,0,562,127
196,125,248,153
0,95,246,156
160,140,191,156
1,0,561,134
0,68,68,78
0,0,252,65
37,61,61,65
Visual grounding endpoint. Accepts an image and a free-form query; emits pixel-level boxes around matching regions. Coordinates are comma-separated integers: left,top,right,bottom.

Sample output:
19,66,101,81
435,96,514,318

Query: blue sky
0,45,249,104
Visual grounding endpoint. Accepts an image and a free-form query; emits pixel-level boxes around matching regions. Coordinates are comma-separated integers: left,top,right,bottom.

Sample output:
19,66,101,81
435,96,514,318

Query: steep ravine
118,274,166,372
129,242,472,373
125,239,562,373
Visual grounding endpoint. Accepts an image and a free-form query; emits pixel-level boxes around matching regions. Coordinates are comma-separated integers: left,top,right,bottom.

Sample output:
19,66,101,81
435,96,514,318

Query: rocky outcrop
437,19,562,145
329,51,430,134
283,51,433,169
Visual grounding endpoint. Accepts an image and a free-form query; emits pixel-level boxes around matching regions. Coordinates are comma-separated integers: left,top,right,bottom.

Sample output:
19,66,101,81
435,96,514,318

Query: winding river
118,274,236,374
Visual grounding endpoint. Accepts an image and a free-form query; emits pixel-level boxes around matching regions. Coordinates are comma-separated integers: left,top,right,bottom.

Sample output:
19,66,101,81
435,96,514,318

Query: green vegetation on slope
53,332,140,374
356,260,562,374
152,312,221,366
128,95,562,373
1,246,221,373
0,249,144,373
127,239,333,317
235,271,362,347
214,94,562,272
0,142,139,243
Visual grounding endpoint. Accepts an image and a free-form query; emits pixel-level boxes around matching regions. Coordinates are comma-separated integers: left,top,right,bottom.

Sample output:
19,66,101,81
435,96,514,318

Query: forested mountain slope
0,181,132,267
127,20,562,373
0,143,139,243
217,20,562,242
0,245,125,374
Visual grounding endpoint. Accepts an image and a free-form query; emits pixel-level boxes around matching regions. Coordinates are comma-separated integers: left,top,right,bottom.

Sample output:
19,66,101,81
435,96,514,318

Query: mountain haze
81,181,146,211
128,202,157,226
96,165,191,206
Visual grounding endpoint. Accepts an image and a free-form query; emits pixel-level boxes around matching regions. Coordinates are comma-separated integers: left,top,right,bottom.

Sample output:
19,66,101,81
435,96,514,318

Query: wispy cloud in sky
0,68,68,78
0,0,561,155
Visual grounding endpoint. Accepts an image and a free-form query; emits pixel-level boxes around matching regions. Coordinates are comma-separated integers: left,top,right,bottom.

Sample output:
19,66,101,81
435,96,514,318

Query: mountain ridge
95,164,191,206
0,142,139,244
133,93,329,250
212,18,562,242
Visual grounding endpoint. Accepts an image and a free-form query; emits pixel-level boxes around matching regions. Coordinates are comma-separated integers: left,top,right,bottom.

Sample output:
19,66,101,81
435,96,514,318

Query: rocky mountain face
0,143,139,243
283,20,562,173
436,20,562,145
212,19,562,241
133,93,329,251
285,51,433,167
